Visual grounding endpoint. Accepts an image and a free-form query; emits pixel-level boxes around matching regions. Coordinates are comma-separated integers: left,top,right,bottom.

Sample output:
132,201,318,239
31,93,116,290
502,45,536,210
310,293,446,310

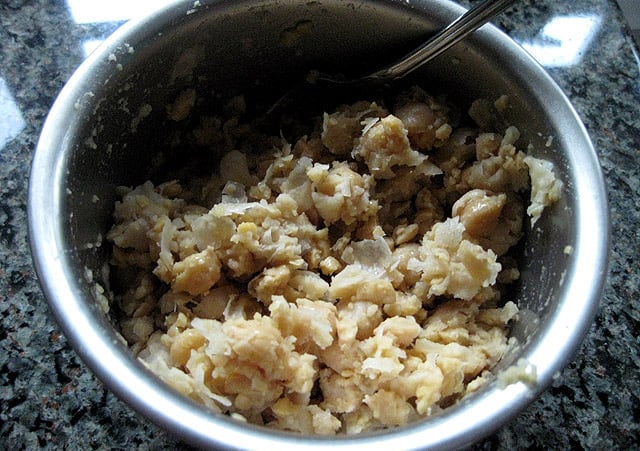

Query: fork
262,0,517,131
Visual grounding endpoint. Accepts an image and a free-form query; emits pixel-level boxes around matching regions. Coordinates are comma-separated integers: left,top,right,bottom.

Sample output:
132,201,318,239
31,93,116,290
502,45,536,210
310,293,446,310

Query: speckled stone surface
1,0,638,449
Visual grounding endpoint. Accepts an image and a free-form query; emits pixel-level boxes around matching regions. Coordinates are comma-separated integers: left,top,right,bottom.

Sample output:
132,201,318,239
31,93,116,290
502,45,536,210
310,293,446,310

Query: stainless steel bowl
28,0,609,449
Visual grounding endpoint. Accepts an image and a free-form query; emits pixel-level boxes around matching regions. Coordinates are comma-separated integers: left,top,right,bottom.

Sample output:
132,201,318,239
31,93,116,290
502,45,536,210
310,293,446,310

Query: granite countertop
1,0,639,448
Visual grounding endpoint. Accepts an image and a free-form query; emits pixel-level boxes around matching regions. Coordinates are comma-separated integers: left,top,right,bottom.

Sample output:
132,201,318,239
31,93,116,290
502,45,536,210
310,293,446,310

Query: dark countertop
1,0,639,449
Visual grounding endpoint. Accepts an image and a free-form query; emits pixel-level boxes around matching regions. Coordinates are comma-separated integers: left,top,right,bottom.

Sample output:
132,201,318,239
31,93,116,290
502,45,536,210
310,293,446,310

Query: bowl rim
28,0,610,449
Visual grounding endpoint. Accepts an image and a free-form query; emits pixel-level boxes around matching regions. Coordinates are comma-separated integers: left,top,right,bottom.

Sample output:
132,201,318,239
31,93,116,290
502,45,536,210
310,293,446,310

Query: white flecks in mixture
85,136,98,150
524,155,563,226
130,103,153,132
498,358,538,387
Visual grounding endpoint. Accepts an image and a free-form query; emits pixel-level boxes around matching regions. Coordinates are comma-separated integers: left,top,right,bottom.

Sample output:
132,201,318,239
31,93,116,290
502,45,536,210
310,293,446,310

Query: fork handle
365,0,517,81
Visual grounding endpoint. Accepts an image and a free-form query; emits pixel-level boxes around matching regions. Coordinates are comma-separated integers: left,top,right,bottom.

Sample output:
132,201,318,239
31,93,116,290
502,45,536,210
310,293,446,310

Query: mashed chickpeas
107,87,561,434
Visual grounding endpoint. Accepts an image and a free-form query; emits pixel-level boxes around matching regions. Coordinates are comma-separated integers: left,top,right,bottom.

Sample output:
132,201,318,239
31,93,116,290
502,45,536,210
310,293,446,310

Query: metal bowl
28,0,609,449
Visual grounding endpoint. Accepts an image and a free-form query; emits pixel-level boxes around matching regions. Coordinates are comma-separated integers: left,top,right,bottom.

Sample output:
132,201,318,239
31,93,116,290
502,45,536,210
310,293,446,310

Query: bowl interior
30,0,608,449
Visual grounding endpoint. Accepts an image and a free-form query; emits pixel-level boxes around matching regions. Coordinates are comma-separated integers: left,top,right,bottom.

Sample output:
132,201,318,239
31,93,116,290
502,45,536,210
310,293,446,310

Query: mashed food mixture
107,87,561,434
